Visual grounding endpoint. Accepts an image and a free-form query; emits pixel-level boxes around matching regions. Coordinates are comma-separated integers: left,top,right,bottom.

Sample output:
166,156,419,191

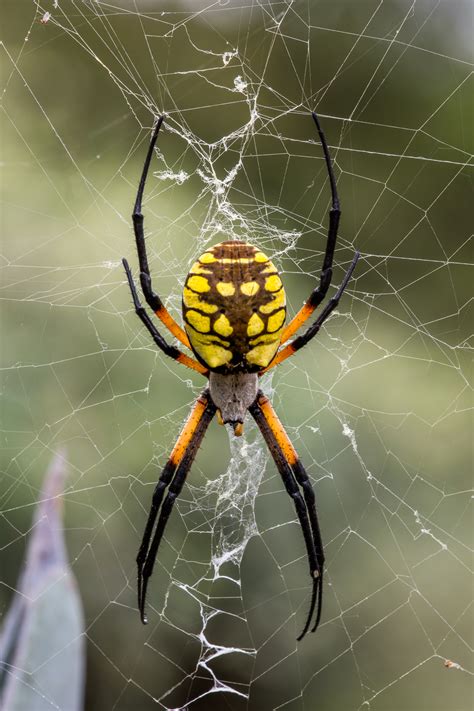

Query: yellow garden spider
123,113,359,640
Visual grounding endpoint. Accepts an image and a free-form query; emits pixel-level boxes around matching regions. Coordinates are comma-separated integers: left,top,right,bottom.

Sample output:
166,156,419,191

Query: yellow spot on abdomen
247,312,265,336
268,309,286,333
189,263,212,275
197,340,232,368
240,281,260,296
246,341,280,368
188,275,210,293
216,282,236,297
215,257,255,264
214,314,233,337
186,310,211,333
259,288,286,313
184,325,233,369
183,288,218,314
254,252,268,263
205,347,233,369
265,274,283,292
199,252,217,264
249,332,280,346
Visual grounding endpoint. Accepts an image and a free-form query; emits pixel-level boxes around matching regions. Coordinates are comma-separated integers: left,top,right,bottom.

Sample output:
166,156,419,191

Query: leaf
0,451,85,711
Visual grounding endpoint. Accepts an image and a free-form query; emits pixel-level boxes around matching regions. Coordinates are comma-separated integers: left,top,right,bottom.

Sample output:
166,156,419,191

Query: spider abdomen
182,241,286,372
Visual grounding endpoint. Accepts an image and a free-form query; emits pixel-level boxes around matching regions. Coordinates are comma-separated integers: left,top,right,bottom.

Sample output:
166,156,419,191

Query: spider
123,113,359,640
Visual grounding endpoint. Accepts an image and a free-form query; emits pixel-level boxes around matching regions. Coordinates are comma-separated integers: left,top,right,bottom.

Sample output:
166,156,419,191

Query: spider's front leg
265,250,359,371
123,258,208,375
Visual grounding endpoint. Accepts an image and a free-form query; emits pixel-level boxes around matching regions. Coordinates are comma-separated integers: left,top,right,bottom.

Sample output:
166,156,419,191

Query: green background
1,1,472,710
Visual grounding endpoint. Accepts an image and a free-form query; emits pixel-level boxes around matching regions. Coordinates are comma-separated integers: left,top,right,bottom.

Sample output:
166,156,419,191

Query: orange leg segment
155,304,191,350
168,392,209,466
262,251,359,374
123,258,208,376
175,352,208,375
280,302,315,345
256,393,298,466
260,341,295,373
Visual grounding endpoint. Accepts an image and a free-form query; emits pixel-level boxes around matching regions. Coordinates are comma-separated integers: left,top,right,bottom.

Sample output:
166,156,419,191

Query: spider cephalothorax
122,113,359,640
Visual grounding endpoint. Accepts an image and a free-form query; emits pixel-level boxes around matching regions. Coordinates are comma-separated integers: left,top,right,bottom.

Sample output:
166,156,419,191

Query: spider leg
280,112,358,345
249,391,324,640
265,250,359,371
137,389,216,623
123,258,208,375
130,116,191,349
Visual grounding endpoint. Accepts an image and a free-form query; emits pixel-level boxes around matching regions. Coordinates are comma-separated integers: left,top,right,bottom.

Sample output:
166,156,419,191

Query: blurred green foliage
1,1,472,710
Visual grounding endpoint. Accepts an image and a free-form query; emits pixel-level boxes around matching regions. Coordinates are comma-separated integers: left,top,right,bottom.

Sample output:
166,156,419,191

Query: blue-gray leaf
0,451,85,711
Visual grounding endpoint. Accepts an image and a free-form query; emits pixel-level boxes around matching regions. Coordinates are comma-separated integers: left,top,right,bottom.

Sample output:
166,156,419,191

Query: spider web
1,1,472,709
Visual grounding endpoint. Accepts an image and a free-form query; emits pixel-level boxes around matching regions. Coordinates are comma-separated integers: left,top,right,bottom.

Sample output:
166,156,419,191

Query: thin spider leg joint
123,258,208,376
141,272,191,349
265,250,360,371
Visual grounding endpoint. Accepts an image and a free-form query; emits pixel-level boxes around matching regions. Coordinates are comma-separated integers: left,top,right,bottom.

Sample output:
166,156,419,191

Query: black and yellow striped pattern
182,241,286,372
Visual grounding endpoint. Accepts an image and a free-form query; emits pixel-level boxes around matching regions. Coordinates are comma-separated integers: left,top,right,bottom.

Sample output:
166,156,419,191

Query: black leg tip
311,111,322,131
152,115,165,138
122,258,133,283
139,593,148,624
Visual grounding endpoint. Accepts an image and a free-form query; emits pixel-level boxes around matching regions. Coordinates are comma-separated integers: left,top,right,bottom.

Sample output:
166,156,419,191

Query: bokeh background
1,1,472,710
